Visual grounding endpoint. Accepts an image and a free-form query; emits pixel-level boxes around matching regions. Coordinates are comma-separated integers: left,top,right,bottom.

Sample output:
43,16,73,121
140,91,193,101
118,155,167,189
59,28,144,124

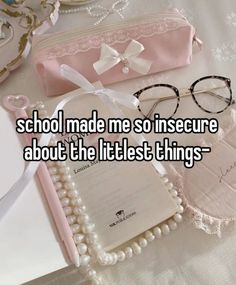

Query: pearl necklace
59,0,99,14
60,0,130,26
32,101,184,285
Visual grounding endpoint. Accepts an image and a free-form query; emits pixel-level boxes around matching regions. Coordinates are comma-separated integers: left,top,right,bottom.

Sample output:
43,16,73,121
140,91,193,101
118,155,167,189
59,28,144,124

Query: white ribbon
87,0,129,26
0,65,139,221
93,40,152,75
61,66,166,177
0,65,167,221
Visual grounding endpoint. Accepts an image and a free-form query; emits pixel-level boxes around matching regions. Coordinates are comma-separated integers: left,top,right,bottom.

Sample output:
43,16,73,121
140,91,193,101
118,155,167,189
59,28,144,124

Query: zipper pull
193,35,203,49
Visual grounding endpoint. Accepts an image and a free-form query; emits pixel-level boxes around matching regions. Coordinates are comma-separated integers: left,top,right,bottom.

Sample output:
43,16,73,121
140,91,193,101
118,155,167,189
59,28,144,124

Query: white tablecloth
1,0,236,284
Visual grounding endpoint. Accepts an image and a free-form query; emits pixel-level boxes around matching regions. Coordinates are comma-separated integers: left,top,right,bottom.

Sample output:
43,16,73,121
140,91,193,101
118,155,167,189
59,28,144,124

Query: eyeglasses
133,76,235,119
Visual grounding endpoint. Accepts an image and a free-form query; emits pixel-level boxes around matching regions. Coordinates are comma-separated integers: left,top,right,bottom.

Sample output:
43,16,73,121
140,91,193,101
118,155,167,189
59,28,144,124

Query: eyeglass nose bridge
178,88,192,97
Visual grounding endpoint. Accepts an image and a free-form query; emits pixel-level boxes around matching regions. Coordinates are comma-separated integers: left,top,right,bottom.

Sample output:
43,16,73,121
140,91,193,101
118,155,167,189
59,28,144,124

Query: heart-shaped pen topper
3,95,30,112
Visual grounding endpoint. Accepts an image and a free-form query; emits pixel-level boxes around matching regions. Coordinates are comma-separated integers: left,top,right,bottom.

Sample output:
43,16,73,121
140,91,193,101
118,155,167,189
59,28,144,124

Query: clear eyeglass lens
138,86,178,119
192,78,231,113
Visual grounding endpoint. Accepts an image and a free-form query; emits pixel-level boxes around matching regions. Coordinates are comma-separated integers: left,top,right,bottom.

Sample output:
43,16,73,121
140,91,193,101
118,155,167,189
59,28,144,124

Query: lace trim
37,19,190,61
186,204,230,238
174,171,233,238
168,108,236,237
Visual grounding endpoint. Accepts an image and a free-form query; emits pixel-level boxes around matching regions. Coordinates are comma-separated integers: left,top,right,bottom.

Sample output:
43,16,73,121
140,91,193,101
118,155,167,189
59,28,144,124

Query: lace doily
169,108,236,238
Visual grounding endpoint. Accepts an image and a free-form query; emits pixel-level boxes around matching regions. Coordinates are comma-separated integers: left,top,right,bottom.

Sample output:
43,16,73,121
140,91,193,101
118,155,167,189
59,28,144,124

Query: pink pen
3,95,80,267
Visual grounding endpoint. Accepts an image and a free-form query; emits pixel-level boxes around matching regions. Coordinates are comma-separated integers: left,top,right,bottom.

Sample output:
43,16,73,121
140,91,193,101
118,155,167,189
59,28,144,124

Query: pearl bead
91,276,103,285
52,175,60,183
117,250,126,262
122,66,129,74
111,252,118,265
60,7,84,14
89,232,98,239
175,197,183,205
167,182,174,190
63,206,73,216
61,174,72,182
87,247,95,257
86,238,92,245
70,223,80,234
170,189,178,197
87,269,97,278
225,220,230,226
145,230,155,242
48,167,58,175
74,233,85,244
97,253,108,265
80,214,90,223
82,223,95,234
153,226,162,238
56,161,67,168
91,243,102,252
73,206,85,216
67,215,77,225
80,205,87,211
64,181,76,190
37,103,45,109
168,219,178,230
174,213,183,223
132,242,142,255
67,190,79,198
77,243,88,255
71,198,83,207
139,237,148,248
57,189,67,199
61,197,70,207
58,166,70,174
74,200,84,209
105,254,113,265
54,182,63,190
162,177,169,183
161,224,170,235
87,232,98,243
80,255,91,266
177,205,184,214
124,247,133,258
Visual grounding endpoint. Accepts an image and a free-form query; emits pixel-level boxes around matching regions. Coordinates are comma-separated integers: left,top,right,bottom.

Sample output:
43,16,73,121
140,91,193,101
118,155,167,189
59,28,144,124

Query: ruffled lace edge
169,165,235,238
168,108,236,237
35,19,190,61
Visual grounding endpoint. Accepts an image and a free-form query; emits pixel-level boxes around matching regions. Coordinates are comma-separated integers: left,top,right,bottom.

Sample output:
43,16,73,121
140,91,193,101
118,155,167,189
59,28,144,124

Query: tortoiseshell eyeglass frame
133,75,235,119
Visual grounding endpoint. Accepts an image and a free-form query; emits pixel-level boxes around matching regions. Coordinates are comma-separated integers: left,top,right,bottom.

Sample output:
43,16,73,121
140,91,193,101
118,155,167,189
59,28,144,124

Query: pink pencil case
32,8,202,97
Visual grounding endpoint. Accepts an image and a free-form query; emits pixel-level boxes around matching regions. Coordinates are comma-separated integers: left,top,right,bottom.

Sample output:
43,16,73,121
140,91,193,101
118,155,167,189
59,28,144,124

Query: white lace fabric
167,108,236,238
35,15,190,60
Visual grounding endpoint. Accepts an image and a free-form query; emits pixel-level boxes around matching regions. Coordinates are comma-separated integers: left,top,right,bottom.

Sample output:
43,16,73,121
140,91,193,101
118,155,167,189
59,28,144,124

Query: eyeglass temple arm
201,91,235,105
142,86,234,118
190,86,235,104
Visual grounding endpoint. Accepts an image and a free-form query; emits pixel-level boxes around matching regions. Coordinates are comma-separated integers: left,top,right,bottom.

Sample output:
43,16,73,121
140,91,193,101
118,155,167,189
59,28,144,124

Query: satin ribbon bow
93,39,152,75
87,0,129,26
0,65,139,220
